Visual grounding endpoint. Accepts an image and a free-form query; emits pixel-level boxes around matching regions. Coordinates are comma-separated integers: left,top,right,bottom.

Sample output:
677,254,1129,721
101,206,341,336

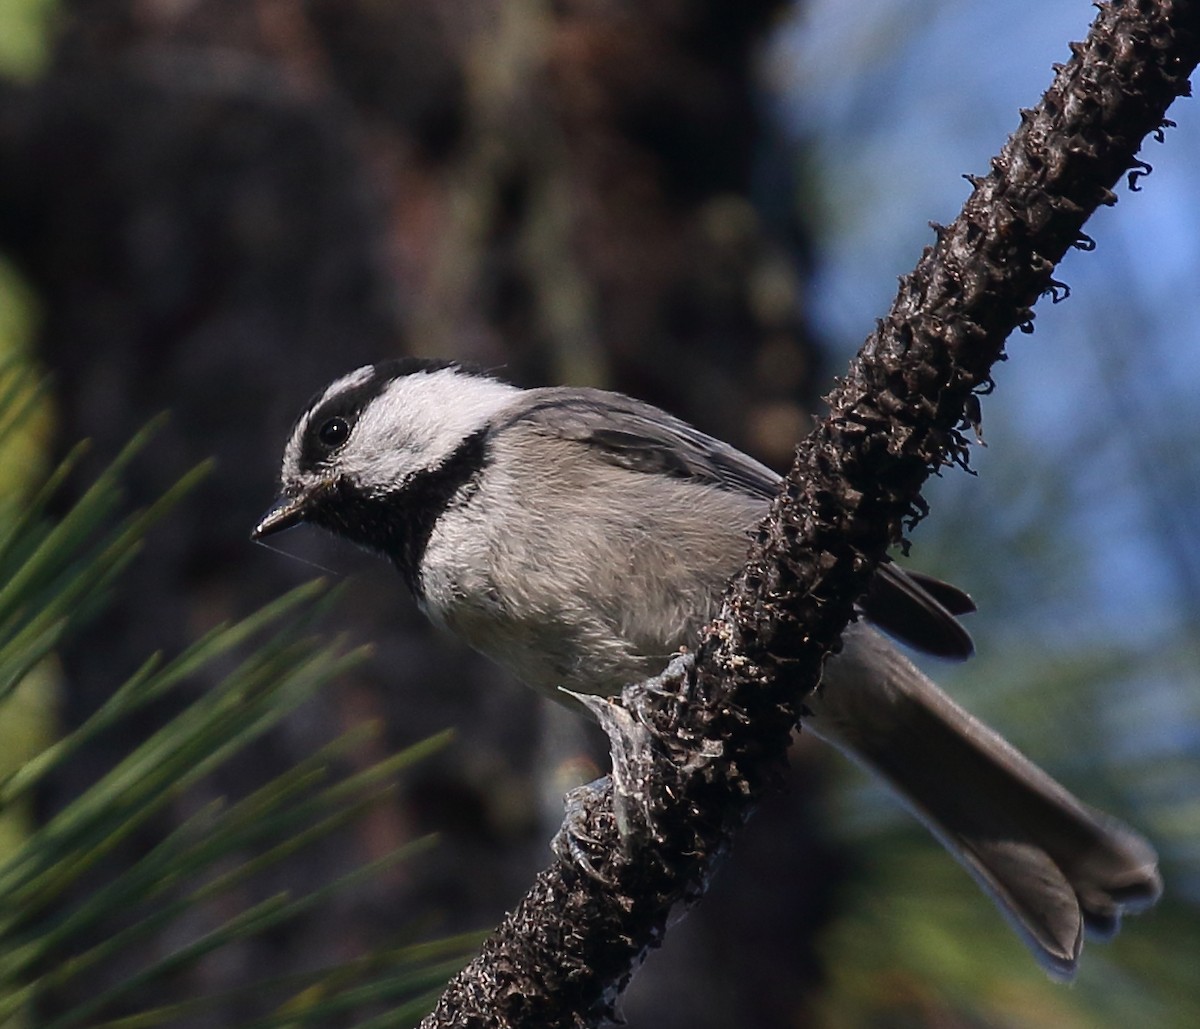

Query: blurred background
0,0,1198,1025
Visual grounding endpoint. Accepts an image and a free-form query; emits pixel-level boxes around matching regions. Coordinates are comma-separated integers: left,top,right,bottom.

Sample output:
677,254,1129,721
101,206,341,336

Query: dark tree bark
0,0,829,1024
422,2,1200,1025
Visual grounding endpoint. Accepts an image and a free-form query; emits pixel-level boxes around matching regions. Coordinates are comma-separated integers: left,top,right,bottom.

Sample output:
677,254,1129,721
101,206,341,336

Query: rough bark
423,2,1200,1025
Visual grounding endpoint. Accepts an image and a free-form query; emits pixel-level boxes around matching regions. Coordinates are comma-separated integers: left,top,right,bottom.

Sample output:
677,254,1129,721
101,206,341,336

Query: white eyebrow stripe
335,367,519,486
316,365,375,407
281,364,375,480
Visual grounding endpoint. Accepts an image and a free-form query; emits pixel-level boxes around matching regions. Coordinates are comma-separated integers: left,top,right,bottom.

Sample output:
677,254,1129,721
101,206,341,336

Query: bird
253,356,1162,976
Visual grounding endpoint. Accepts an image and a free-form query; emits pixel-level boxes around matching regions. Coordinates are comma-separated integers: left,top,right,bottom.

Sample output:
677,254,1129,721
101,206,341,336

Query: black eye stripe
318,417,351,447
297,375,390,472
294,359,490,474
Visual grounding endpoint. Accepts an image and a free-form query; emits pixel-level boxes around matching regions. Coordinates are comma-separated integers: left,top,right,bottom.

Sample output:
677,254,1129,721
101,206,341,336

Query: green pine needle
0,417,469,1027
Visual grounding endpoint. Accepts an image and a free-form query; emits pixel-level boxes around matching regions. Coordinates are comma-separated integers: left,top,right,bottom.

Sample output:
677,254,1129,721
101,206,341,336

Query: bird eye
317,417,351,448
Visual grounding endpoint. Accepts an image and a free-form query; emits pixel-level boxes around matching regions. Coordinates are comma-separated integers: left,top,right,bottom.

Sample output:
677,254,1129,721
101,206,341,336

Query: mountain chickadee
253,357,1161,976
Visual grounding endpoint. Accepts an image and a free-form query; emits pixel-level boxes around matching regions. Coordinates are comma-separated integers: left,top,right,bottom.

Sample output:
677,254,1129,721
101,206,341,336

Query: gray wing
502,386,974,658
500,387,781,499
864,563,975,659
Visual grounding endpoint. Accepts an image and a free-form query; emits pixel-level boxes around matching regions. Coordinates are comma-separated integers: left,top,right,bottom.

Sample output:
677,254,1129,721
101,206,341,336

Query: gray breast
418,428,765,697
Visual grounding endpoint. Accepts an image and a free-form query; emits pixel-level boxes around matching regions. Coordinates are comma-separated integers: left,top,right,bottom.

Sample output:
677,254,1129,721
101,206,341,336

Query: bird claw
552,777,617,886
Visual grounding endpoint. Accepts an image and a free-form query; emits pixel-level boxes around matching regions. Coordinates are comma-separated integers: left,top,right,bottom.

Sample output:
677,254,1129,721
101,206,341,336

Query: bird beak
251,489,315,540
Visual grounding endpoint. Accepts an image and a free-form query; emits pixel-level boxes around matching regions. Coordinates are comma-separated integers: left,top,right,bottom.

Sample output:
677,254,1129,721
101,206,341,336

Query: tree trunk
0,1,835,1024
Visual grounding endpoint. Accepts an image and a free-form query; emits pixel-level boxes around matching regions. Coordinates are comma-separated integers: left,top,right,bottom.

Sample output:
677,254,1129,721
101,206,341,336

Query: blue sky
767,0,1200,646
762,1,1200,906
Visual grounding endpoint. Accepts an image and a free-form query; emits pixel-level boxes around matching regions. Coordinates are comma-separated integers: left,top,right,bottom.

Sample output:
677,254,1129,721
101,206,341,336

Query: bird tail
803,626,1162,977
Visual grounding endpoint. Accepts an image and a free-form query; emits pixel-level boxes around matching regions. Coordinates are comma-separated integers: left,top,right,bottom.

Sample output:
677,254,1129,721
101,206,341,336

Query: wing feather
501,388,780,499
500,387,973,658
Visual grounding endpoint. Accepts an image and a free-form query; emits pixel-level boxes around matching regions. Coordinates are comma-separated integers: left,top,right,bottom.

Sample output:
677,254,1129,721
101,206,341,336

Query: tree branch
422,3,1200,1026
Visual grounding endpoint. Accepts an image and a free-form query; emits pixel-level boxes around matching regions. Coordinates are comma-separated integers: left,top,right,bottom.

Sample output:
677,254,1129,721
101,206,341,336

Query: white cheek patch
335,367,519,493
